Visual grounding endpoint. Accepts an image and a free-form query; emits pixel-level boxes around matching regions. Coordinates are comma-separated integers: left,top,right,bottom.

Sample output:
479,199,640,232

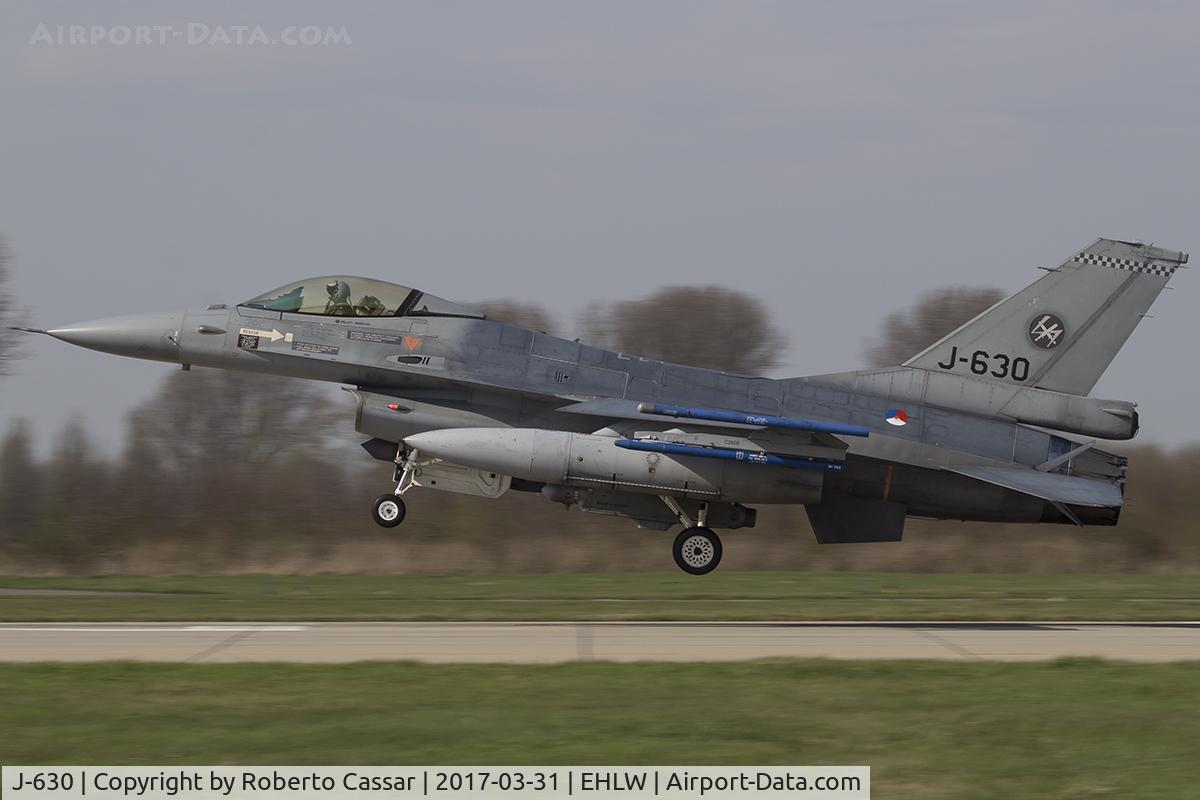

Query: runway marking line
0,626,308,633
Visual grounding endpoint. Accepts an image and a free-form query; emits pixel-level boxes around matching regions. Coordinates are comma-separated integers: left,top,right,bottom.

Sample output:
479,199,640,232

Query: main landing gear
673,527,722,575
660,496,723,575
372,446,419,528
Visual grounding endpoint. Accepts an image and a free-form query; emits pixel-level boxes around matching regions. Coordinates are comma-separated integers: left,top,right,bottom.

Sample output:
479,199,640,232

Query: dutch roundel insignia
1028,313,1065,349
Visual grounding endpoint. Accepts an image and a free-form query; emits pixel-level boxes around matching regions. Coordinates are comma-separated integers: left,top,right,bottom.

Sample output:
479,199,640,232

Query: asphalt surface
0,622,1198,663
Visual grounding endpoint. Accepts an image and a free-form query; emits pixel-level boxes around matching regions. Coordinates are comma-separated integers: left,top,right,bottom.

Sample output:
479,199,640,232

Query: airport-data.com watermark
29,22,352,47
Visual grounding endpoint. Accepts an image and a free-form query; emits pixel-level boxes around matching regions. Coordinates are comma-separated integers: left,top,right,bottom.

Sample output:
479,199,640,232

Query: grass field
0,659,1197,798
2,572,1200,621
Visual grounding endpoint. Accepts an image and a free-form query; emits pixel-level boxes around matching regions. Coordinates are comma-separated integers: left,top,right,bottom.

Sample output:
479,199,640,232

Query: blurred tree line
1,274,1198,574
0,236,23,375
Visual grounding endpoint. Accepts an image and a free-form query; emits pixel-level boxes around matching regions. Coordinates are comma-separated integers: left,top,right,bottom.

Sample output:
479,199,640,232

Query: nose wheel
371,446,419,528
372,495,406,528
672,527,722,575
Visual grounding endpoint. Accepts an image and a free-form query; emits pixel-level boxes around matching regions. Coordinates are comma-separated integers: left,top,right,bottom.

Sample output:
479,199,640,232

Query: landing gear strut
371,446,419,528
660,496,723,574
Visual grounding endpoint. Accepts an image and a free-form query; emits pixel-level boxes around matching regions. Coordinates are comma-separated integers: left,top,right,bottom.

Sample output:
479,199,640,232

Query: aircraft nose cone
47,311,185,363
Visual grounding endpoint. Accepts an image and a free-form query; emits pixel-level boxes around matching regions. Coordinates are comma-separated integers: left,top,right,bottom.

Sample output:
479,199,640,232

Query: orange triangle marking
403,336,422,351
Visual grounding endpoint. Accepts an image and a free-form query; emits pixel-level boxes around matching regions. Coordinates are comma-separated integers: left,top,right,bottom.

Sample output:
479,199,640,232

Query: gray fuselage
164,302,1117,527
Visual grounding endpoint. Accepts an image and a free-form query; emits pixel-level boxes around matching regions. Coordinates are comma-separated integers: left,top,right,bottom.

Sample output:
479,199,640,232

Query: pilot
324,280,354,315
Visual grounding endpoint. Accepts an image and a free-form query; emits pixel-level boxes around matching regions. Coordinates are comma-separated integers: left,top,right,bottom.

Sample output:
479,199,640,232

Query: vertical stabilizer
904,238,1187,396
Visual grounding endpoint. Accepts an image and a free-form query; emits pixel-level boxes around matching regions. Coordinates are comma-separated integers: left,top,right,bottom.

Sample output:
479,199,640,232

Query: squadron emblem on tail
1028,313,1065,349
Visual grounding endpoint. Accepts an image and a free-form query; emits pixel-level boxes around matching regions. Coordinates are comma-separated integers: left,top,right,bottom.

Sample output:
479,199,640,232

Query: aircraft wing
944,464,1123,508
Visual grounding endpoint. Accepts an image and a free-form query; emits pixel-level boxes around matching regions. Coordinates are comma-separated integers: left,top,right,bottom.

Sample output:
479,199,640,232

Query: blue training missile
636,402,870,437
615,438,845,472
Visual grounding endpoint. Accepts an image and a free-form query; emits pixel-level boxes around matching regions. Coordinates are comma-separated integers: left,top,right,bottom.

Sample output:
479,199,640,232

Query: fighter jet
16,238,1188,573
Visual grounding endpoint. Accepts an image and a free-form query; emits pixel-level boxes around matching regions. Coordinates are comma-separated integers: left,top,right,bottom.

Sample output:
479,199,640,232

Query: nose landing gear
371,446,419,528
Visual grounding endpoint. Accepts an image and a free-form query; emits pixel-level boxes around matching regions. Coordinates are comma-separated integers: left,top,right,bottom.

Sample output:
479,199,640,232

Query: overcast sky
2,1,1198,453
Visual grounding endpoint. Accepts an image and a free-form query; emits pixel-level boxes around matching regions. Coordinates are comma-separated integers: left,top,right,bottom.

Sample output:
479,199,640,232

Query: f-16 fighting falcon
14,238,1188,573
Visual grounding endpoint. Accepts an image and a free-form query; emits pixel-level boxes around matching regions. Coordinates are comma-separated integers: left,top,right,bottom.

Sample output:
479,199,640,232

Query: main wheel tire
672,527,722,575
372,495,406,528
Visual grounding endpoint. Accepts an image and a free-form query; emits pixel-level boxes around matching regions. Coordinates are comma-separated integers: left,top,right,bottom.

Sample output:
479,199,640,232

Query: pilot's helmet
326,280,351,301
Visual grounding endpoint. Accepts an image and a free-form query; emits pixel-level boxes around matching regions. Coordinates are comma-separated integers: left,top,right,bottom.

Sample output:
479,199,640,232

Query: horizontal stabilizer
945,465,1123,508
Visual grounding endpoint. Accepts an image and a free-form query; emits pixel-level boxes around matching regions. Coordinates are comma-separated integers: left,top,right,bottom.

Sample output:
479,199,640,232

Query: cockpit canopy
241,276,484,319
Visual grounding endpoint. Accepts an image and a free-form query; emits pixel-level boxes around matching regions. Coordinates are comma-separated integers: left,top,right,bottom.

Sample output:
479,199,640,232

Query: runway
0,621,1198,663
